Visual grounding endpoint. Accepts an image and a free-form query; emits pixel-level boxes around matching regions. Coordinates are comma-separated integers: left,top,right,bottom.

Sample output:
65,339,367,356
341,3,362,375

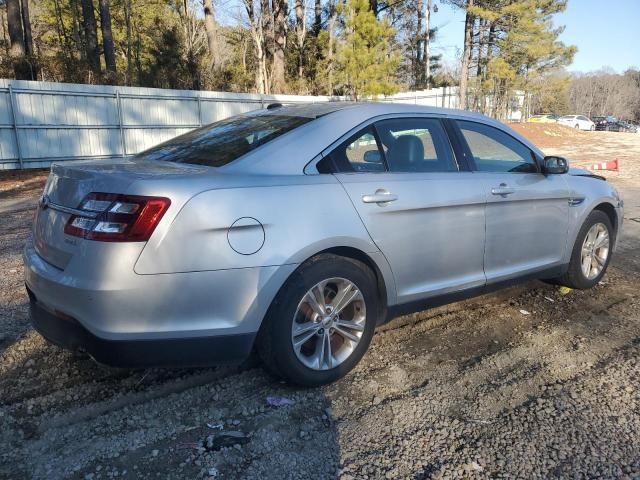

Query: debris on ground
558,286,573,295
202,432,250,451
266,396,295,407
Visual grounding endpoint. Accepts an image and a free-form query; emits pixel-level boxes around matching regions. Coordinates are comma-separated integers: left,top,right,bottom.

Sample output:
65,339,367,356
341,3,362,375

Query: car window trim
305,113,459,175
450,119,542,174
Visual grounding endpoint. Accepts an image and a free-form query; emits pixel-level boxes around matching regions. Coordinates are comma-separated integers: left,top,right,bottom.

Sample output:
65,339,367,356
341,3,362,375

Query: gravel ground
1,131,639,479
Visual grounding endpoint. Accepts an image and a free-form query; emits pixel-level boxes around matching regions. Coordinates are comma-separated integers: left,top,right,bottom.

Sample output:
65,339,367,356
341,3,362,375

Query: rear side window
322,126,385,173
375,118,456,173
138,114,312,167
457,120,538,173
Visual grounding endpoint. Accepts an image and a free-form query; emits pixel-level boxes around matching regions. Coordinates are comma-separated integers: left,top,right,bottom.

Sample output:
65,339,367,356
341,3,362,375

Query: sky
432,0,640,73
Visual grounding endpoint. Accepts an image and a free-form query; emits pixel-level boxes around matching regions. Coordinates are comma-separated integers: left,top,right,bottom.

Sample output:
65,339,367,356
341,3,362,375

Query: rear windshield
137,114,312,167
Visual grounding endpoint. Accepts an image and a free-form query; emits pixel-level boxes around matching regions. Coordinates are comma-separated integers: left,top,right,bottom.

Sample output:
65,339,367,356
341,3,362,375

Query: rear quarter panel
134,175,396,301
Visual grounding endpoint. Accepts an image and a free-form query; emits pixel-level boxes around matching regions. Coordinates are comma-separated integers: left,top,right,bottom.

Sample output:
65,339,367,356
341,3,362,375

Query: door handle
491,184,515,196
362,189,398,205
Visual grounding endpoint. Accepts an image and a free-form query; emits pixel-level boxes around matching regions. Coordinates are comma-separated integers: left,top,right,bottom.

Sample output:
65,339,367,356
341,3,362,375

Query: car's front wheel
257,254,379,386
556,210,613,289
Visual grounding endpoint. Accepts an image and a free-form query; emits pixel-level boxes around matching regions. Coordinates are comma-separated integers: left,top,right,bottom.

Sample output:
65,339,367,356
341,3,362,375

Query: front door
455,120,570,283
328,117,488,304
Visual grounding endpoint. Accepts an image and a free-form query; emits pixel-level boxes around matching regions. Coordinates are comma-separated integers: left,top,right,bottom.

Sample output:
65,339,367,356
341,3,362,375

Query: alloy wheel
580,222,610,280
291,278,366,370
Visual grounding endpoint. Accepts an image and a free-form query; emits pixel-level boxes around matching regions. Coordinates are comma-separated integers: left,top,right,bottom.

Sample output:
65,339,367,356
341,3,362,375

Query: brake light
64,193,171,242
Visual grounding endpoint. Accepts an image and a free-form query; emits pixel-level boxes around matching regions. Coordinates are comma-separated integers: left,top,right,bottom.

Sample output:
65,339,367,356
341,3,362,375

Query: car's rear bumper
27,287,256,368
23,238,297,366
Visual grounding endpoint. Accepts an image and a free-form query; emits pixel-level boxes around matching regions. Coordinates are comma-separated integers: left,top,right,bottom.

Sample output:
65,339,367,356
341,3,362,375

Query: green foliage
465,0,576,118
336,0,400,99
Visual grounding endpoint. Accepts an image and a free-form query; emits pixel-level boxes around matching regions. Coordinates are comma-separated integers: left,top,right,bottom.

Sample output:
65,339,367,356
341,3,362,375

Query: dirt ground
1,128,639,480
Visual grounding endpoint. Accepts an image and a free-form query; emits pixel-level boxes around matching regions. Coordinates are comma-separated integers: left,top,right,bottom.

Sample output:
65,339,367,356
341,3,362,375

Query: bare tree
271,0,287,92
294,0,306,81
458,0,474,109
203,0,219,67
244,0,270,93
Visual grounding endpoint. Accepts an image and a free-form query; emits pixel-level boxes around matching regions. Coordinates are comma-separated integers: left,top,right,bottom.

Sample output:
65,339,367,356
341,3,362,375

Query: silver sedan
24,103,623,386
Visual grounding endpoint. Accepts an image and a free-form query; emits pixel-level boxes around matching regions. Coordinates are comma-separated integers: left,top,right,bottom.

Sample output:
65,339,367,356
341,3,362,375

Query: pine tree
337,0,399,100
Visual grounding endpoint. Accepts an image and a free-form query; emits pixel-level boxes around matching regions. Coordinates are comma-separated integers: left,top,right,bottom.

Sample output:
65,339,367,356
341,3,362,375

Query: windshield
137,114,312,167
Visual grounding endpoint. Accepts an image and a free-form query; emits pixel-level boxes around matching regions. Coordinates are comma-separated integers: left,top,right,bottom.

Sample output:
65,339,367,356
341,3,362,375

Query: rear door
325,116,488,304
454,120,570,283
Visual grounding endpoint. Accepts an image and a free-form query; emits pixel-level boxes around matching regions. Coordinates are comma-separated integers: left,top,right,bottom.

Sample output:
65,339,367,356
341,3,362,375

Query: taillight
64,193,171,242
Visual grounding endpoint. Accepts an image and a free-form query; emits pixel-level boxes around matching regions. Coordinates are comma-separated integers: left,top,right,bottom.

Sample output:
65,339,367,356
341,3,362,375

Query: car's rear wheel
556,210,613,289
257,254,379,386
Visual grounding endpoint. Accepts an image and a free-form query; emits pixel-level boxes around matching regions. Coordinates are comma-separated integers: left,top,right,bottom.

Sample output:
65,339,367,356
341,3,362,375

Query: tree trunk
98,0,117,75
70,0,85,62
245,0,268,94
294,0,306,82
369,0,378,17
327,1,337,94
20,0,35,59
424,0,431,88
203,0,219,67
271,0,287,92
314,0,321,34
6,0,30,79
458,0,474,110
123,0,132,84
81,0,101,79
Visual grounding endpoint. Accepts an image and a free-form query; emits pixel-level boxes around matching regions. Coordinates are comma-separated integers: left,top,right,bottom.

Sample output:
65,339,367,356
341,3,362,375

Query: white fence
0,80,500,170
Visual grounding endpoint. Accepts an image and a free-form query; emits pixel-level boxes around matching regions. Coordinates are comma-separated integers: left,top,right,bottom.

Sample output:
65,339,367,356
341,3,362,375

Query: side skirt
384,264,568,323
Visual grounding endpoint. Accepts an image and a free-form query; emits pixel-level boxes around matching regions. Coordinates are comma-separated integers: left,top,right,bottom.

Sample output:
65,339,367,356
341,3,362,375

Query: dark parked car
591,116,621,131
619,121,637,133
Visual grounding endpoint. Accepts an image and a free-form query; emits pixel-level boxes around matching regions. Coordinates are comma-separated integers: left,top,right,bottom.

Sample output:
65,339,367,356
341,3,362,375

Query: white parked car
558,115,595,131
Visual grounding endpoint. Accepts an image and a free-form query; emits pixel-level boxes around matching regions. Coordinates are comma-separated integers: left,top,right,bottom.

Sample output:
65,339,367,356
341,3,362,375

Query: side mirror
363,150,382,163
543,155,569,174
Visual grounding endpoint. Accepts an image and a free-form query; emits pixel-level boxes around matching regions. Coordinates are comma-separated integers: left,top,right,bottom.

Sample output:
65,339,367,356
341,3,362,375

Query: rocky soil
1,131,639,479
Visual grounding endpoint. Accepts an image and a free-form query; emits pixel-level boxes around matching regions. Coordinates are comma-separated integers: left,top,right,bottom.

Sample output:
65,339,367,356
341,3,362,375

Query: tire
257,254,379,386
556,210,613,290
575,124,580,129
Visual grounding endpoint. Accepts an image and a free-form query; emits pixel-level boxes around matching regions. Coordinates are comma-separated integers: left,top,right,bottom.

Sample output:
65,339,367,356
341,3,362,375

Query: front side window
137,114,312,167
457,120,538,174
374,118,456,173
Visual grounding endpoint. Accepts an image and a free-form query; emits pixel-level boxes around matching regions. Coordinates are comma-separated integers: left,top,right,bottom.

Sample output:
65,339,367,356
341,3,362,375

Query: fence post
116,90,126,157
8,84,24,169
197,95,203,127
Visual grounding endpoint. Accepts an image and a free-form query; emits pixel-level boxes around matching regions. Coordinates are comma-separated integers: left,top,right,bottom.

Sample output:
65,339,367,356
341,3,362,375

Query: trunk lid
33,158,206,269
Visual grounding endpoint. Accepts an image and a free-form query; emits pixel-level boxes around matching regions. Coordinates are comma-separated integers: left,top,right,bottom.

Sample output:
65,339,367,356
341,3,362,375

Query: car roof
227,102,545,175
261,101,494,122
